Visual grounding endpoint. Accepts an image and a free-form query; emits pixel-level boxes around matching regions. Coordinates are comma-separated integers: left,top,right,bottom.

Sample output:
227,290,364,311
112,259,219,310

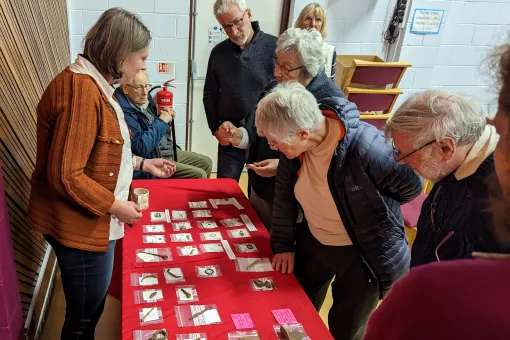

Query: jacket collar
114,88,156,116
307,72,330,94
455,125,500,180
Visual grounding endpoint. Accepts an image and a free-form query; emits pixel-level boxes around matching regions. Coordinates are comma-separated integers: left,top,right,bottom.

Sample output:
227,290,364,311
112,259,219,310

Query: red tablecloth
121,179,333,340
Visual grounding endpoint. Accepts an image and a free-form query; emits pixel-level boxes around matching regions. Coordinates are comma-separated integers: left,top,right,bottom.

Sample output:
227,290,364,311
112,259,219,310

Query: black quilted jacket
270,96,423,298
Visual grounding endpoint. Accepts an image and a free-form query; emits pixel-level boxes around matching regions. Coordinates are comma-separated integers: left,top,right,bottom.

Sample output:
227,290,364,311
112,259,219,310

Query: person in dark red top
364,42,510,340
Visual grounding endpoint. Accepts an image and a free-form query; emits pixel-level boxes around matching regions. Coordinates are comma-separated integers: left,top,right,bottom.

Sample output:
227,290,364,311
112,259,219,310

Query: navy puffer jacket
271,96,423,297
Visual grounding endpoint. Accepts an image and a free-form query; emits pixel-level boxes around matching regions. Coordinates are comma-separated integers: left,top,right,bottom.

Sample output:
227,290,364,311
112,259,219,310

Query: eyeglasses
392,139,436,162
126,84,152,92
220,10,247,33
267,139,278,149
272,57,304,76
304,16,323,24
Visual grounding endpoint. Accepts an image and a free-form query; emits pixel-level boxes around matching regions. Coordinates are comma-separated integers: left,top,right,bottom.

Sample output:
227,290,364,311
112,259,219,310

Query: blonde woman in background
295,2,336,81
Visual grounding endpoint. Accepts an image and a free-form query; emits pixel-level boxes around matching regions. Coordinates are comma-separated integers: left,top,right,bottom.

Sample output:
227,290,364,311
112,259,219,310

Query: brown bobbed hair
83,8,151,80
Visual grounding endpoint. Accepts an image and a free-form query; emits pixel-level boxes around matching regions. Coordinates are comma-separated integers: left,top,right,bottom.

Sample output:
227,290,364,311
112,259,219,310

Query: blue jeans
45,236,116,340
217,144,247,181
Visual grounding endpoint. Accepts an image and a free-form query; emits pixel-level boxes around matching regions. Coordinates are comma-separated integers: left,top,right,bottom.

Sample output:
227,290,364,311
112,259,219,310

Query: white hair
255,81,324,142
386,90,486,149
276,28,326,78
213,0,247,15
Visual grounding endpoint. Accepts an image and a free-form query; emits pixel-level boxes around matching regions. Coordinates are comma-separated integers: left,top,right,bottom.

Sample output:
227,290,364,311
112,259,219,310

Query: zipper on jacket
430,185,442,232
325,151,379,286
429,176,454,232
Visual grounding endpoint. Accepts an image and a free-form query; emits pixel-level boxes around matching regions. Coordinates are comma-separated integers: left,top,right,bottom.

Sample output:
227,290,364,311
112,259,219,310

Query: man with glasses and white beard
203,0,277,180
115,72,212,179
388,91,510,266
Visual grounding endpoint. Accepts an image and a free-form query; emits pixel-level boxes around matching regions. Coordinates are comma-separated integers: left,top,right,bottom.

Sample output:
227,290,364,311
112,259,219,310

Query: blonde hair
294,3,328,39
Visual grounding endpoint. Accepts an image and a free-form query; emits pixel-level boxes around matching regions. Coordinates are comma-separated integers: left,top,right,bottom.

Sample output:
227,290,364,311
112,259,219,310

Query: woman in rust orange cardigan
29,8,174,339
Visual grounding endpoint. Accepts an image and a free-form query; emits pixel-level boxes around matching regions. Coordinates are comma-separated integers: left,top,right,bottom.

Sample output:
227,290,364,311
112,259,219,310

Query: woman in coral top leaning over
28,8,175,339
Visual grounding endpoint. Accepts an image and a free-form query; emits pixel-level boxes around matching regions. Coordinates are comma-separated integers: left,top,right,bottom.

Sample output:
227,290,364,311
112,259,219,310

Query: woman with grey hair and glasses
256,81,422,340
232,28,344,230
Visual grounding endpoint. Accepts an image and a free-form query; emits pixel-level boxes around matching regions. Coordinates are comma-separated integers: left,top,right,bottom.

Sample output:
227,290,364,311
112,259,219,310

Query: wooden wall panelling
0,0,70,336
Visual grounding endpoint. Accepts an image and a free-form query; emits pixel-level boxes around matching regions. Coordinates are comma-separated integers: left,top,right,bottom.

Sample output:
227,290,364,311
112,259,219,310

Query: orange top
29,68,125,252
294,116,352,246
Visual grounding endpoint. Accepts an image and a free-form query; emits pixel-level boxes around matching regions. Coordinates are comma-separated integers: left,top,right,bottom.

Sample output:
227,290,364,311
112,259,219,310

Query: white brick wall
292,0,395,59
67,1,191,149
398,0,510,117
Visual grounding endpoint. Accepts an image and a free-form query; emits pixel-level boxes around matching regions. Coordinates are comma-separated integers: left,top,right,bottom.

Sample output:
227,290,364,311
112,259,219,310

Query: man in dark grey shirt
203,0,277,180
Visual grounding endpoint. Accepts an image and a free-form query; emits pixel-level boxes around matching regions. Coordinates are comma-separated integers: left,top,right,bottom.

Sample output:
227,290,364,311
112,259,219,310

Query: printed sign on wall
158,62,175,74
208,26,224,46
410,8,444,35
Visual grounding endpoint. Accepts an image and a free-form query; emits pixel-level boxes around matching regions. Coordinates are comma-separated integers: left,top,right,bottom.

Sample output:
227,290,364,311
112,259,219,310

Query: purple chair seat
401,193,427,227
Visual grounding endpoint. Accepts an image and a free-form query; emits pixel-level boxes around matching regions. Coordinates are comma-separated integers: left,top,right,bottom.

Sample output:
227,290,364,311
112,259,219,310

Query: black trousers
294,226,379,340
216,144,247,181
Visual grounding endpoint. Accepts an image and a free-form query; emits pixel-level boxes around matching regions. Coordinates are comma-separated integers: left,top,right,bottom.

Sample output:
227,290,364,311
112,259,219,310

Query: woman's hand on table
145,158,176,178
272,252,295,274
110,200,142,224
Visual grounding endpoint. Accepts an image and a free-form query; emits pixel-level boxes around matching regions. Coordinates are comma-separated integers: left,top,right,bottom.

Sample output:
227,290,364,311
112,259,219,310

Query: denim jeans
45,236,116,340
217,144,247,181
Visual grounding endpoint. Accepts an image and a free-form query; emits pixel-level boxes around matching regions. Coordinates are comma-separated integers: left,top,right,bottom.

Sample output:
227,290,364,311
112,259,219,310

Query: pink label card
231,313,254,329
272,309,298,325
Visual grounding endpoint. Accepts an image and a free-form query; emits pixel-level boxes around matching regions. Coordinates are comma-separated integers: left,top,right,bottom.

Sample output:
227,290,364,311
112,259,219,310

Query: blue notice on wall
410,8,444,35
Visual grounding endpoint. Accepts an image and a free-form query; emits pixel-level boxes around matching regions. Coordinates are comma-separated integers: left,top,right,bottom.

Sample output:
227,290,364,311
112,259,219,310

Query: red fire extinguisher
155,79,176,112
150,79,178,161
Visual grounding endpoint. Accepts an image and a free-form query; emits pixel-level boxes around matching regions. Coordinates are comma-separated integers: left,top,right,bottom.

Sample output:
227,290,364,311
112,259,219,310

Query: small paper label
202,309,221,325
172,210,188,220
137,253,156,262
236,243,258,253
272,309,298,325
231,313,254,329
196,266,219,277
201,232,222,241
143,235,166,244
201,243,224,253
221,240,236,260
199,221,218,229
150,212,167,222
220,218,244,228
179,246,199,256
164,268,184,282
193,210,212,218
189,201,208,208
138,274,158,286
209,199,218,209
172,233,193,242
142,290,163,302
144,224,165,233
240,214,257,232
178,288,194,301
228,228,250,238
141,307,160,322
173,221,192,231
230,197,244,210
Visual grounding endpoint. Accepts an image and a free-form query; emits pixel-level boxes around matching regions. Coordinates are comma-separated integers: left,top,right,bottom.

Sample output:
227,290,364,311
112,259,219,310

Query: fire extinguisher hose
148,85,178,163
